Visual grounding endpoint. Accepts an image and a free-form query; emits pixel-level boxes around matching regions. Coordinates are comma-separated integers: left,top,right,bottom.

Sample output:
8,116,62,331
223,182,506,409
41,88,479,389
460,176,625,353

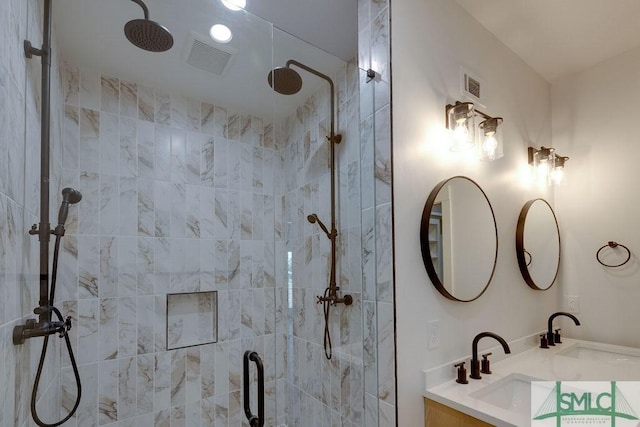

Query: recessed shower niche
166,291,218,350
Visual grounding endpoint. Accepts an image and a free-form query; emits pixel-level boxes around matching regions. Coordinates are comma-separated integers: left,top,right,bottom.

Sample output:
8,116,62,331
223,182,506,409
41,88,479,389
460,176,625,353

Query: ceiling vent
184,32,236,76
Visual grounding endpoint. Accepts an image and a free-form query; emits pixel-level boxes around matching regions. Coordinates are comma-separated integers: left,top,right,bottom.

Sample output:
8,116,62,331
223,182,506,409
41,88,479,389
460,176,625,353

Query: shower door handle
243,350,264,427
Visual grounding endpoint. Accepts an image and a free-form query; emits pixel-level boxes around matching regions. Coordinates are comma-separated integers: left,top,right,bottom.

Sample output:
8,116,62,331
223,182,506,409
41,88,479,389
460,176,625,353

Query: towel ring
596,241,631,268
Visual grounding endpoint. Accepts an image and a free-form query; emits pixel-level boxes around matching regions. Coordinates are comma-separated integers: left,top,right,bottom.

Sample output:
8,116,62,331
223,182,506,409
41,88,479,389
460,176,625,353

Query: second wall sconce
445,101,504,161
528,146,569,185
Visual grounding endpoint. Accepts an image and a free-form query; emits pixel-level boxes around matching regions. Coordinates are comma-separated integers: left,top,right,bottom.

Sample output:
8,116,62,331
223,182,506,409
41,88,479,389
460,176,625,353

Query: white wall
392,0,560,424
552,45,640,349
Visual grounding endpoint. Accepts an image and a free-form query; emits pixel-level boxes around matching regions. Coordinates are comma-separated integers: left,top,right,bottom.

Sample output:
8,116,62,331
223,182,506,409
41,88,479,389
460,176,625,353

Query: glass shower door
270,26,370,426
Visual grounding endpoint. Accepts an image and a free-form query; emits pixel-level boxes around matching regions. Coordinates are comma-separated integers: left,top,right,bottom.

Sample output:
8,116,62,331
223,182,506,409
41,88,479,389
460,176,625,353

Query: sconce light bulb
483,135,498,160
450,124,473,151
551,167,564,185
454,124,467,138
537,159,549,175
534,159,551,185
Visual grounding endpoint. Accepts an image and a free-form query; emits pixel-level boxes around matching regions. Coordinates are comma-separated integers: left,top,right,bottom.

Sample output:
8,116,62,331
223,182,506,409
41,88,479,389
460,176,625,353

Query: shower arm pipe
287,60,341,299
129,0,150,19
285,60,337,142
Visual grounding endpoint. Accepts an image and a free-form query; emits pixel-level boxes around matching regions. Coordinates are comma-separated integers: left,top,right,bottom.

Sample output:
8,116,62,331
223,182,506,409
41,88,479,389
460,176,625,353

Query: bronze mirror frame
419,176,499,302
516,198,561,290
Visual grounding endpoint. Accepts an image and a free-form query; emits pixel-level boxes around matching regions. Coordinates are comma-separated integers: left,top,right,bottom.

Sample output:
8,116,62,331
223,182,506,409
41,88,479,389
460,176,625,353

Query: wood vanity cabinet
424,398,493,427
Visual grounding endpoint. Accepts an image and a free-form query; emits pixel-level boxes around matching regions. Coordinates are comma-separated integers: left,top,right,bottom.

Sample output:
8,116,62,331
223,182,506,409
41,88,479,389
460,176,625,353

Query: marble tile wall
57,59,384,427
358,0,396,425
0,0,67,426
59,63,281,426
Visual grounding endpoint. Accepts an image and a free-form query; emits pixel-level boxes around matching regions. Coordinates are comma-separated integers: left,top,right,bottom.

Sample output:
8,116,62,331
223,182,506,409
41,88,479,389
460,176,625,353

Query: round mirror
419,176,498,302
516,198,560,290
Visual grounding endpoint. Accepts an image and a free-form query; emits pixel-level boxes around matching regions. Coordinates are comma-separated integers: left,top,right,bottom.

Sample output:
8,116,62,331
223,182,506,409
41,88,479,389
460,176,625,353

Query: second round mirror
516,198,561,290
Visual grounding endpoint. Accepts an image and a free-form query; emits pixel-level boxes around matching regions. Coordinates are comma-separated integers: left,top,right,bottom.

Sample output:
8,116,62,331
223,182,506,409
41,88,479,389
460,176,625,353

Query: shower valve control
316,293,353,306
60,317,72,337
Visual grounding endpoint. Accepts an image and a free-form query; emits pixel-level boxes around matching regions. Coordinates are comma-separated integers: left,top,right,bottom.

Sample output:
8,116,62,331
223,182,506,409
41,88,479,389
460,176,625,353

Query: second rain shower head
125,0,174,52
268,66,303,95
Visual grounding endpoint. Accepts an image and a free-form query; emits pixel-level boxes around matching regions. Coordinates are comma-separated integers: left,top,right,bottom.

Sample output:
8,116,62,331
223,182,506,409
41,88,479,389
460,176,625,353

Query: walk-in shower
269,59,353,360
1,0,379,423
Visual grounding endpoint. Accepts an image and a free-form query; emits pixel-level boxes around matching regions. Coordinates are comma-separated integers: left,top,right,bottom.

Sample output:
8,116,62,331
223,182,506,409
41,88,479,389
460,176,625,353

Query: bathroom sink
469,373,538,414
557,342,640,364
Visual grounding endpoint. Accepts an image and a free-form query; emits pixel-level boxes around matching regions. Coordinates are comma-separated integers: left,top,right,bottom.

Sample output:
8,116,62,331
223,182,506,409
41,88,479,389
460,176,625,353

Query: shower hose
31,232,82,427
323,287,333,359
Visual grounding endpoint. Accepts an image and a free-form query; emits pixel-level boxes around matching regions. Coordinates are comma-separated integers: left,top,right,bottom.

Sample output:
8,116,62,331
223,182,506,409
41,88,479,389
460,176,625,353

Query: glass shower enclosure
39,0,384,425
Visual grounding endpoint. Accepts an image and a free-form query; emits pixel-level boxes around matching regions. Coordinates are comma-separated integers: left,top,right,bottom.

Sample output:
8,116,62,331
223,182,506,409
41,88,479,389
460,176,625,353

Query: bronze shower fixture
269,60,353,359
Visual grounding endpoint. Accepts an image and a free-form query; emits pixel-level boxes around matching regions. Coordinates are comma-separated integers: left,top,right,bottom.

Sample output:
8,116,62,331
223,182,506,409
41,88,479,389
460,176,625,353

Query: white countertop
423,338,640,427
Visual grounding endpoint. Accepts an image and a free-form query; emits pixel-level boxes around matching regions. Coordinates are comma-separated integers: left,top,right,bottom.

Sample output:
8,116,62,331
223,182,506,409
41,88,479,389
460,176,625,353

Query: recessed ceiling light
221,0,246,11
210,24,233,43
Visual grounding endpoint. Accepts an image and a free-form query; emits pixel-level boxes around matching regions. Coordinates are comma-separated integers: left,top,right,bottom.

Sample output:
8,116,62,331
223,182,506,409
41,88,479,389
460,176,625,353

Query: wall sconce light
446,102,476,152
550,154,569,185
445,101,504,161
528,146,569,185
478,117,503,161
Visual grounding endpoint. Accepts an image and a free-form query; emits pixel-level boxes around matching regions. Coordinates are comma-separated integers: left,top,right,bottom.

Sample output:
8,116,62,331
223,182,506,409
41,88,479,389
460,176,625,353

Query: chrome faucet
546,312,580,347
470,332,511,379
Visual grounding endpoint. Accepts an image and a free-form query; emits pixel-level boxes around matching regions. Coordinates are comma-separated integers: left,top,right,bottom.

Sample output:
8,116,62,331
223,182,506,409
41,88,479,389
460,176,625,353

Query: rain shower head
268,66,303,95
125,0,174,52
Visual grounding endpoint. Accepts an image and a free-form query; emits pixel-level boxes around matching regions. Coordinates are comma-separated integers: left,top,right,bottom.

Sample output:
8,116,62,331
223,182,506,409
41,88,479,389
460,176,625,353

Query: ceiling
246,0,357,63
52,0,640,116
455,0,640,83
53,0,355,119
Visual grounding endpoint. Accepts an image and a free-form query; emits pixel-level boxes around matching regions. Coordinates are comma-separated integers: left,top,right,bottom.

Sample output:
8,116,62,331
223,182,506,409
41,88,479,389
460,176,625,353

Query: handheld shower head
125,0,174,52
307,213,331,238
57,188,82,227
62,187,82,205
